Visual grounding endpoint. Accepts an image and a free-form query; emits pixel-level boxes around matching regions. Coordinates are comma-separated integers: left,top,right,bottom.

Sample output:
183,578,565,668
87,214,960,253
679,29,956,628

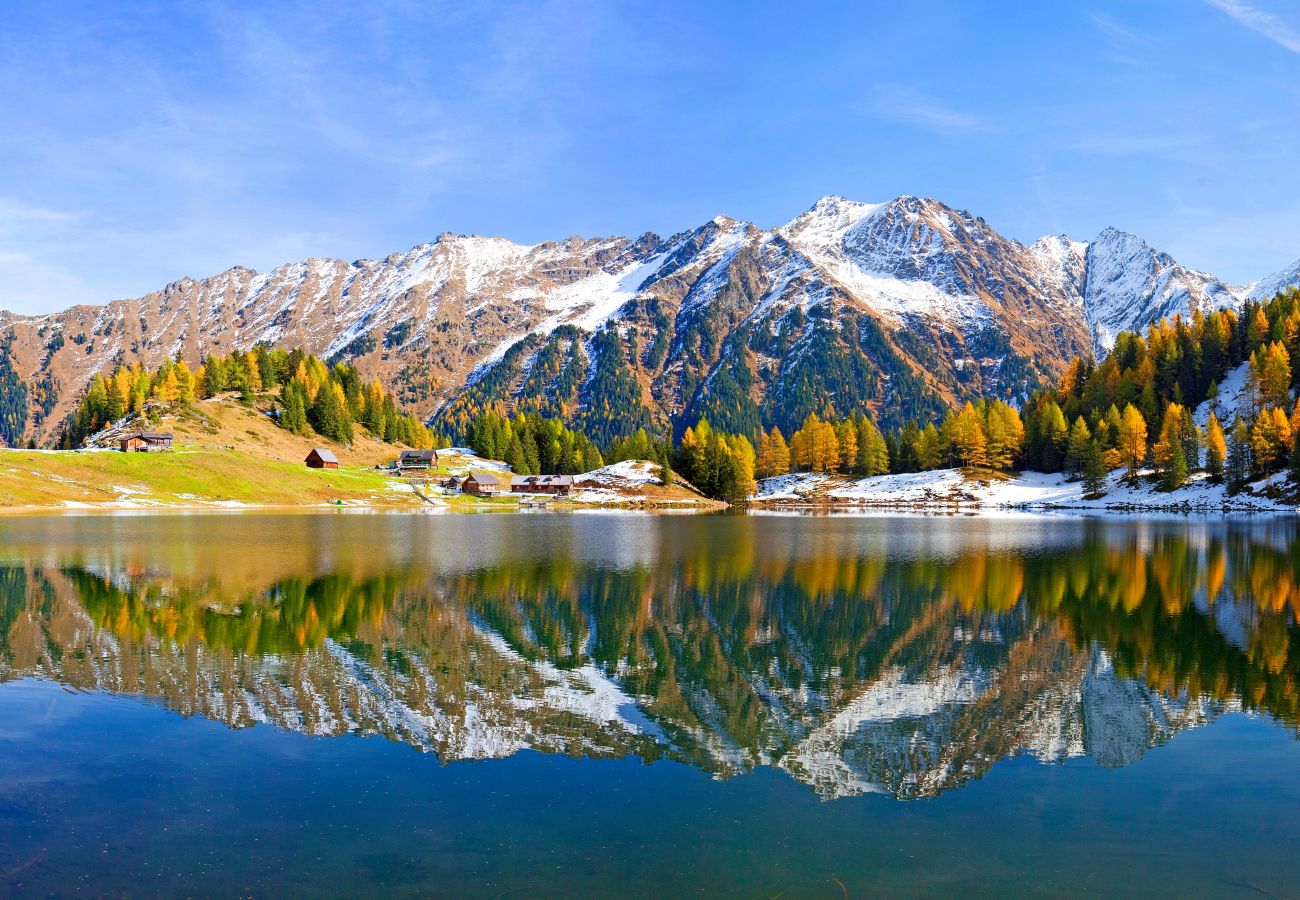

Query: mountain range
2,194,1297,445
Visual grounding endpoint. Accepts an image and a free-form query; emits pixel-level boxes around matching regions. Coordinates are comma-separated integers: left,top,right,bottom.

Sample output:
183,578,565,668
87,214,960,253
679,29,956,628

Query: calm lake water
3,511,1300,897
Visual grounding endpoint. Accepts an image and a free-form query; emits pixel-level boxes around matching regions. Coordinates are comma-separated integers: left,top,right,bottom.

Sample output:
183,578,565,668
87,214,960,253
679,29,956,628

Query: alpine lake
3,510,1300,897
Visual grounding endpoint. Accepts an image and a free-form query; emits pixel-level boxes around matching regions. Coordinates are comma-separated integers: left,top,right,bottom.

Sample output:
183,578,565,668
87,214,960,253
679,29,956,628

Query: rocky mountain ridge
2,195,1296,445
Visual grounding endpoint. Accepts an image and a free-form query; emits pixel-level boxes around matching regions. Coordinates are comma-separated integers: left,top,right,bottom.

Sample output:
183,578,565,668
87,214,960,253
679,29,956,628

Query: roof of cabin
467,470,506,484
307,448,339,463
510,475,574,486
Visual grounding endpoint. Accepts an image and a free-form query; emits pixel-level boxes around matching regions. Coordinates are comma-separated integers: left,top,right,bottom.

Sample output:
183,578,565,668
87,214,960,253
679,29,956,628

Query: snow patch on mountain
466,248,670,380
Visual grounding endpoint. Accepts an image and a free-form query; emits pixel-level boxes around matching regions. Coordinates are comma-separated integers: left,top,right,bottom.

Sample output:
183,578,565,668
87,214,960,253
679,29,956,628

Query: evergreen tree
1064,416,1092,479
858,417,890,476
506,434,529,474
1179,405,1202,472
1030,398,1068,471
281,382,309,435
309,382,352,444
581,440,604,472
895,421,921,472
1082,439,1108,499
1102,405,1123,450
1226,417,1252,494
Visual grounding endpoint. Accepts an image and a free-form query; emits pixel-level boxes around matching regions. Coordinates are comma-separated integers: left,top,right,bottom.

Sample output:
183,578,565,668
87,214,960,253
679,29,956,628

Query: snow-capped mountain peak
776,194,887,249
1028,234,1088,303
1082,226,1240,352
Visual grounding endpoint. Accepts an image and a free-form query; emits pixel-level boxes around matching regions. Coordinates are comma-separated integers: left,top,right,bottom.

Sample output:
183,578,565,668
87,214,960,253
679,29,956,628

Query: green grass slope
0,445,417,510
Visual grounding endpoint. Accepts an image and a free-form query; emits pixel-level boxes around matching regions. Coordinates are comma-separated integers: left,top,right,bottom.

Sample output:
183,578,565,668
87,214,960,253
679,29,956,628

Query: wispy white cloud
1088,12,1144,47
868,84,986,135
0,197,80,229
1206,0,1300,53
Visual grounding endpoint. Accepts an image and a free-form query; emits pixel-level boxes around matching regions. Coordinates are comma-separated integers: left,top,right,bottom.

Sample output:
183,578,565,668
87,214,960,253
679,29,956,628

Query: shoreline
1,497,1291,516
0,496,726,516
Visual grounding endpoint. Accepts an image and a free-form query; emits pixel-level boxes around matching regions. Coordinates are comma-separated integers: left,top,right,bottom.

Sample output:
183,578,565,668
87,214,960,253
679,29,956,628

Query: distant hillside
59,346,439,453
2,194,1298,446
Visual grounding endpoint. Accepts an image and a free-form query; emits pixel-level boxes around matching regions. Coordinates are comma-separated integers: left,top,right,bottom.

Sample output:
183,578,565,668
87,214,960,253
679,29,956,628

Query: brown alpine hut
462,471,508,495
398,449,439,473
510,475,575,496
119,432,173,453
305,448,339,470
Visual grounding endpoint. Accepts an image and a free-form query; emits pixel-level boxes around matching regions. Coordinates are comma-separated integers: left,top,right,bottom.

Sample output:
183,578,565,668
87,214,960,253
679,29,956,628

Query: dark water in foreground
3,512,1300,897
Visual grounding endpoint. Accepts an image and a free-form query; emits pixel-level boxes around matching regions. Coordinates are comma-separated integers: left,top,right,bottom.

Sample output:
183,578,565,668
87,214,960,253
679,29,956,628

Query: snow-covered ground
572,460,704,504
1194,361,1252,428
757,470,970,504
433,448,511,476
752,467,1293,512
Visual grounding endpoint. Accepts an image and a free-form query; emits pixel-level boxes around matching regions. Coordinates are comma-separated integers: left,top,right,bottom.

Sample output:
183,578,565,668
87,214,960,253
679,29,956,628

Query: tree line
464,410,756,501
466,410,606,476
751,400,1027,483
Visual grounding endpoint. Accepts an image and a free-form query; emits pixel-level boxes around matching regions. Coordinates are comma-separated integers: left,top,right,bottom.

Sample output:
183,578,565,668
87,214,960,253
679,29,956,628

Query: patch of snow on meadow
577,459,661,487
753,467,1291,512
436,448,510,476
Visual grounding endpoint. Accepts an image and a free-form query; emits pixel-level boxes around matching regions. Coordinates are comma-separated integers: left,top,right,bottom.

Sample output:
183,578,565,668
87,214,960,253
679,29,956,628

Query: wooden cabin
398,449,439,473
462,471,508,495
120,432,173,453
305,448,339,470
510,475,575,496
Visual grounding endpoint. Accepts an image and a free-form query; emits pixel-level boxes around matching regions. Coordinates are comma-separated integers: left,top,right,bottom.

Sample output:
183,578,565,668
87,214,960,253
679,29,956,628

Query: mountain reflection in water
1,513,1297,800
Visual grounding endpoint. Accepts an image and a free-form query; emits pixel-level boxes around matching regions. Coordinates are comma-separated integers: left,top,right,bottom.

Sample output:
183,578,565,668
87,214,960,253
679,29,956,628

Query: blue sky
2,0,1299,314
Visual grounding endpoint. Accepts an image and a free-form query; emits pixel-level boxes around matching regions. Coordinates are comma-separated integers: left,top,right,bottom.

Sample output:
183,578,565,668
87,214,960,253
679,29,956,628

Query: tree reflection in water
2,514,1297,799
